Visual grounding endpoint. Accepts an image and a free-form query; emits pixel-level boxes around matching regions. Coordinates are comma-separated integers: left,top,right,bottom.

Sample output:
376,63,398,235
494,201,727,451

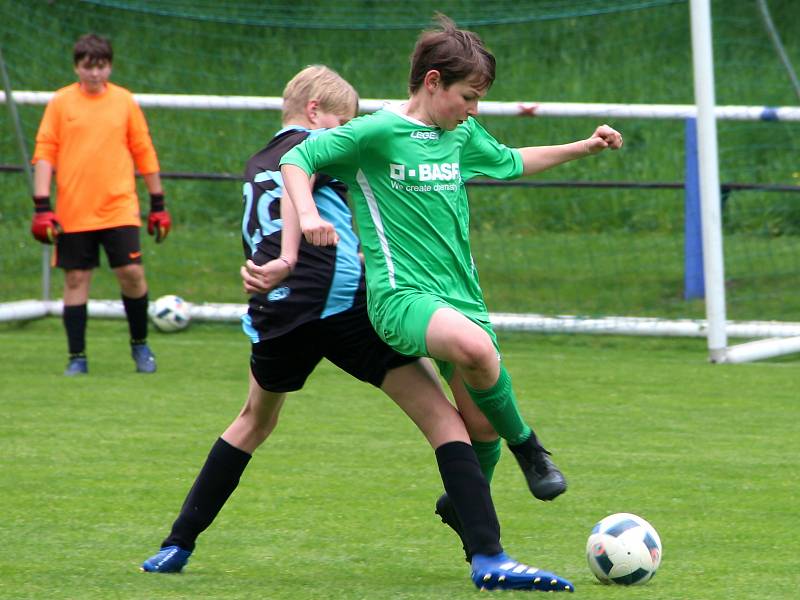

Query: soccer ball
150,294,191,332
586,512,662,585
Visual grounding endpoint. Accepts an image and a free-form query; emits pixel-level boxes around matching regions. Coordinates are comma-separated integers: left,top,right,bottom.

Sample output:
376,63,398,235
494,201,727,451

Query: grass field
2,5,797,595
1,318,798,599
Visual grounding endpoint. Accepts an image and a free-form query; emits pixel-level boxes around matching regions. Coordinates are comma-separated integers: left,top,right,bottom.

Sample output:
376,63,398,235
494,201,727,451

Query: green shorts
369,289,499,381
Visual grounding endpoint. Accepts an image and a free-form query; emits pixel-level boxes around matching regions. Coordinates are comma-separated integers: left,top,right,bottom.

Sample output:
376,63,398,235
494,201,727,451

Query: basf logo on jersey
389,162,461,192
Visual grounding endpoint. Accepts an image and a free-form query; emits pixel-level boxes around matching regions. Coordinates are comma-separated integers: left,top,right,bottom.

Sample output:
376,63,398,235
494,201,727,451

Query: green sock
471,438,502,483
465,365,532,446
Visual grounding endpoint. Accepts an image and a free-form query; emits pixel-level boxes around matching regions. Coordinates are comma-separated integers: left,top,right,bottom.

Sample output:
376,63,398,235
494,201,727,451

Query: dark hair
408,13,496,94
73,33,113,66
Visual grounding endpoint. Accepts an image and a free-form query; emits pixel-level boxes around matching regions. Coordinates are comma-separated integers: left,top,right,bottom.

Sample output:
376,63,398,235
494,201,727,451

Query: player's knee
115,264,145,287
453,335,497,373
64,270,90,290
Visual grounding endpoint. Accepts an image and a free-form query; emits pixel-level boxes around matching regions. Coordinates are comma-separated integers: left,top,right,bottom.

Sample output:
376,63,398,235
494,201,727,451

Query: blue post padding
759,107,779,121
684,118,705,300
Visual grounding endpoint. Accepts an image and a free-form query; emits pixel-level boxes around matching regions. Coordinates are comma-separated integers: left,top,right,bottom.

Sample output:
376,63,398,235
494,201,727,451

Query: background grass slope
1,1,799,320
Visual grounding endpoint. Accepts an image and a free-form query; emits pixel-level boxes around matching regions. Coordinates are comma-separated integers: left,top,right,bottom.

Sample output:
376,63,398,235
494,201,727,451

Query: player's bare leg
380,359,470,448
426,308,566,502
221,372,287,453
142,373,284,573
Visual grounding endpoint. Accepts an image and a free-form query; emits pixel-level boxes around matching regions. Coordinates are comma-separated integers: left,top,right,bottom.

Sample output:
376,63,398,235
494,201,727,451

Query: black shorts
56,226,142,270
250,305,417,393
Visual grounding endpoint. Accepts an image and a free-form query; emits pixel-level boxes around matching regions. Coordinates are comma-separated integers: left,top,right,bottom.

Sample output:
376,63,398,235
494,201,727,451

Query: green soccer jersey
281,106,523,339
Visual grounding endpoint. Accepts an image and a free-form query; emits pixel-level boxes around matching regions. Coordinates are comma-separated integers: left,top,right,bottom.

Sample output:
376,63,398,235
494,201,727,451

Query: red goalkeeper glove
30,196,62,244
147,193,171,243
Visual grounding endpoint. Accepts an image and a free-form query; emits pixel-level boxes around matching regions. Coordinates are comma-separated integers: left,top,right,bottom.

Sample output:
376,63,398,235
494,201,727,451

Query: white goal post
687,0,800,363
2,0,799,364
4,90,800,121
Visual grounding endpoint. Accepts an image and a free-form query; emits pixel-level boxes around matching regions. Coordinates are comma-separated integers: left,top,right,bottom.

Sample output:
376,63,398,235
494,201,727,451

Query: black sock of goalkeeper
63,304,87,356
162,437,252,552
435,441,503,558
122,292,149,343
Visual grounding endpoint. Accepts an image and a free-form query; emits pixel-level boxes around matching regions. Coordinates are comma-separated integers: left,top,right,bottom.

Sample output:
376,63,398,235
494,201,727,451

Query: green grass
1,319,798,599
472,230,800,320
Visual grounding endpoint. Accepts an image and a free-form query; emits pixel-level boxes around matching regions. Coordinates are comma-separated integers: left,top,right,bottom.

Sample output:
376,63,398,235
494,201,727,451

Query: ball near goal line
149,294,191,333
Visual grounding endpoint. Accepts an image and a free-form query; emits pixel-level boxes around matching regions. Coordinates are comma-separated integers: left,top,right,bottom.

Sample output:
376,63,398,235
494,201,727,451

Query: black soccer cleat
435,493,471,562
508,434,567,501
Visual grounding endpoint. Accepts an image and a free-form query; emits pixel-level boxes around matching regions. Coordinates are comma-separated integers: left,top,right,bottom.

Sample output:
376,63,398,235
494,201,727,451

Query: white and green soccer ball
586,512,662,585
150,294,191,333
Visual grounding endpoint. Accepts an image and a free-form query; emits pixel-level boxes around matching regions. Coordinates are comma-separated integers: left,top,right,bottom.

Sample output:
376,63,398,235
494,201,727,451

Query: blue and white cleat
470,552,574,592
131,343,157,373
140,545,192,573
64,357,88,376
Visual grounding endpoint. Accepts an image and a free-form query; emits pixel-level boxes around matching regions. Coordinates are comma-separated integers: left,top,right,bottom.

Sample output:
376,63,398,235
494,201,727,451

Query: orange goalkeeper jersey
32,82,160,233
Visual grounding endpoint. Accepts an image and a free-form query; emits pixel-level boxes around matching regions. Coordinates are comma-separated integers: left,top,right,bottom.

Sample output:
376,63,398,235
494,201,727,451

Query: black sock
162,438,252,552
435,441,502,558
122,292,149,343
63,304,87,356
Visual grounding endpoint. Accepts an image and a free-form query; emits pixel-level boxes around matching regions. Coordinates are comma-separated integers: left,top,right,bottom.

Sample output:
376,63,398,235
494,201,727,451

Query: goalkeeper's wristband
149,192,165,212
33,196,52,213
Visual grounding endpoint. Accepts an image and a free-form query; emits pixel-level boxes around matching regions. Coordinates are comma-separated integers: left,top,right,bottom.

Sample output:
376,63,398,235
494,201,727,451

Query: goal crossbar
3,91,800,122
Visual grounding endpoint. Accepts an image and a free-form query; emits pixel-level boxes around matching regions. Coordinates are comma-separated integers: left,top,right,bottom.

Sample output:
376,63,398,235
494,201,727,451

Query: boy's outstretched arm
519,124,623,176
281,164,339,246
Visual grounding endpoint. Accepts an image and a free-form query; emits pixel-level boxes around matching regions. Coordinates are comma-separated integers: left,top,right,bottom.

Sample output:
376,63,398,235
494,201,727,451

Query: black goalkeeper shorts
56,226,142,270
249,304,418,393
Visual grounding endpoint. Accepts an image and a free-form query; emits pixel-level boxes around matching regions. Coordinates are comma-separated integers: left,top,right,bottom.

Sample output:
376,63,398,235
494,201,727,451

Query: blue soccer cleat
140,545,192,573
131,343,157,373
64,356,88,376
470,552,574,592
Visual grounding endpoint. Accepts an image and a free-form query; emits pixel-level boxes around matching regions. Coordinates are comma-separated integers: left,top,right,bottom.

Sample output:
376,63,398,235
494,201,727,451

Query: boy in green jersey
143,65,575,591
281,12,621,526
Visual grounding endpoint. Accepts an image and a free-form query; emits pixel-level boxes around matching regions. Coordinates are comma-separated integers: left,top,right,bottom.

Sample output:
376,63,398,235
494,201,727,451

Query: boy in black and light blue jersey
142,65,574,592
282,13,622,543
241,125,363,341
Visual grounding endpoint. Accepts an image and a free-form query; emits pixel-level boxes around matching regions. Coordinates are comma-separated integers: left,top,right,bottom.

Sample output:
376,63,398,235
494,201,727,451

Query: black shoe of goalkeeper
508,435,567,501
435,493,471,562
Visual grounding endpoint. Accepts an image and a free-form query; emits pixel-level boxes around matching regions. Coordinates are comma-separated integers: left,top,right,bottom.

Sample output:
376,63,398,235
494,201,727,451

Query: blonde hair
282,65,359,123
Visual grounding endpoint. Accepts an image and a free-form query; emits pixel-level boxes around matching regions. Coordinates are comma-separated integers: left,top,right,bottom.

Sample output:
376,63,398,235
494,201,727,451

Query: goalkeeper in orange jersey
30,33,171,376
